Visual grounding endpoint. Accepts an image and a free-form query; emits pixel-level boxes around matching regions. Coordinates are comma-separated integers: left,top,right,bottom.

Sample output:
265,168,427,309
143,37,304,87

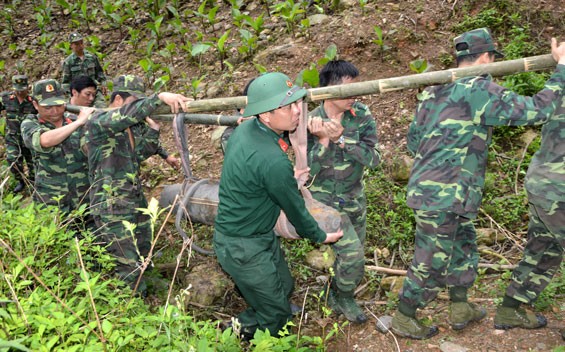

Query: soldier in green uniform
67,74,179,169
213,72,344,340
390,29,565,339
20,78,93,215
494,95,565,331
307,60,380,323
83,75,188,292
0,75,37,193
61,33,107,108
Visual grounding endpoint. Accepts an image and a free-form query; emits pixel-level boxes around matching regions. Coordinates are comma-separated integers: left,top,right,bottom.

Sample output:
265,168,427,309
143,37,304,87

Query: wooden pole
307,54,556,101
65,105,241,126
366,262,517,276
66,54,557,122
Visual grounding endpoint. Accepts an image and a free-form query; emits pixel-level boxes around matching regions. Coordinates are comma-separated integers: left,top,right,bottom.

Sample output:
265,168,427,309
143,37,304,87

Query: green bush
0,194,241,351
0,194,342,351
365,168,414,250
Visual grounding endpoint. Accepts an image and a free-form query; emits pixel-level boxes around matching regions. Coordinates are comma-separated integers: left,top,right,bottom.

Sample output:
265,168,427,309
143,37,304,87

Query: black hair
110,91,131,104
319,60,359,87
456,51,494,66
237,77,256,115
242,77,255,96
70,76,97,94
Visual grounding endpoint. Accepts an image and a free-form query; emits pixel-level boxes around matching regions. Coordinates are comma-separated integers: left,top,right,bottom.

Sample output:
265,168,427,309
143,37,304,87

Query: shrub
0,194,241,351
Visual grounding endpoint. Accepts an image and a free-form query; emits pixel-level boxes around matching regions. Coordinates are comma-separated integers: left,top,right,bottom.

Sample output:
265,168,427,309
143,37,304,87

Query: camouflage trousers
331,214,365,293
5,127,34,183
399,210,478,309
93,211,152,287
220,126,236,154
505,199,565,304
312,191,367,245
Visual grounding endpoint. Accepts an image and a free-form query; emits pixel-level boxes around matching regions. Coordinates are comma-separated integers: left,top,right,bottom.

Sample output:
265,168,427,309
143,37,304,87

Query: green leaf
301,67,320,88
139,58,151,72
134,325,149,338
217,30,231,52
325,43,337,60
102,320,113,334
208,6,219,22
409,59,428,73
0,339,31,352
191,43,211,57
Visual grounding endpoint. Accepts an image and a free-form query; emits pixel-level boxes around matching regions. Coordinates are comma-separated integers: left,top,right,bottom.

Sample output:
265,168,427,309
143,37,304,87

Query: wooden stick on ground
366,262,517,276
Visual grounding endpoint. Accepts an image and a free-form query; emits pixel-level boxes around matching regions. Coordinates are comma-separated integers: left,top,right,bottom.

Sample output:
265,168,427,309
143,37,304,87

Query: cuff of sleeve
32,132,49,153
316,230,327,243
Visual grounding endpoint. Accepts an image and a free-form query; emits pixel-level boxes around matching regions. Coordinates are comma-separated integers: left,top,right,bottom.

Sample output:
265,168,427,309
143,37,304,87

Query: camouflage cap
32,79,66,106
243,72,306,117
12,75,29,91
454,28,504,59
69,32,83,43
112,75,146,98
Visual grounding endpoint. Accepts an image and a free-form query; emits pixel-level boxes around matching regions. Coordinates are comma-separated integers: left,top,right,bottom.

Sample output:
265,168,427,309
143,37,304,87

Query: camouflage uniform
130,122,162,162
0,76,37,188
61,33,107,108
20,79,89,215
503,98,565,304
400,62,565,309
83,79,162,285
308,101,380,245
306,101,378,307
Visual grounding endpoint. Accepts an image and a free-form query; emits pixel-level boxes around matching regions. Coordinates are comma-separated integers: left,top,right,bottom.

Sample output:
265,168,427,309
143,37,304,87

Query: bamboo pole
307,54,556,101
66,54,557,123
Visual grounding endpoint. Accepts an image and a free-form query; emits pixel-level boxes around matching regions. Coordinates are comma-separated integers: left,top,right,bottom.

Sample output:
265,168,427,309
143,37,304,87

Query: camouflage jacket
0,92,37,136
83,95,162,216
307,101,380,204
406,65,565,218
61,51,106,93
524,95,565,205
66,110,166,161
21,115,89,213
130,122,165,162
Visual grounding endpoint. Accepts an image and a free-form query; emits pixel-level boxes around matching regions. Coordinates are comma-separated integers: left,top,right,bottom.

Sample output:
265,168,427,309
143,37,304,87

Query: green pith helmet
69,32,83,43
112,75,146,98
242,72,306,117
32,79,66,106
12,75,28,91
454,27,504,59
